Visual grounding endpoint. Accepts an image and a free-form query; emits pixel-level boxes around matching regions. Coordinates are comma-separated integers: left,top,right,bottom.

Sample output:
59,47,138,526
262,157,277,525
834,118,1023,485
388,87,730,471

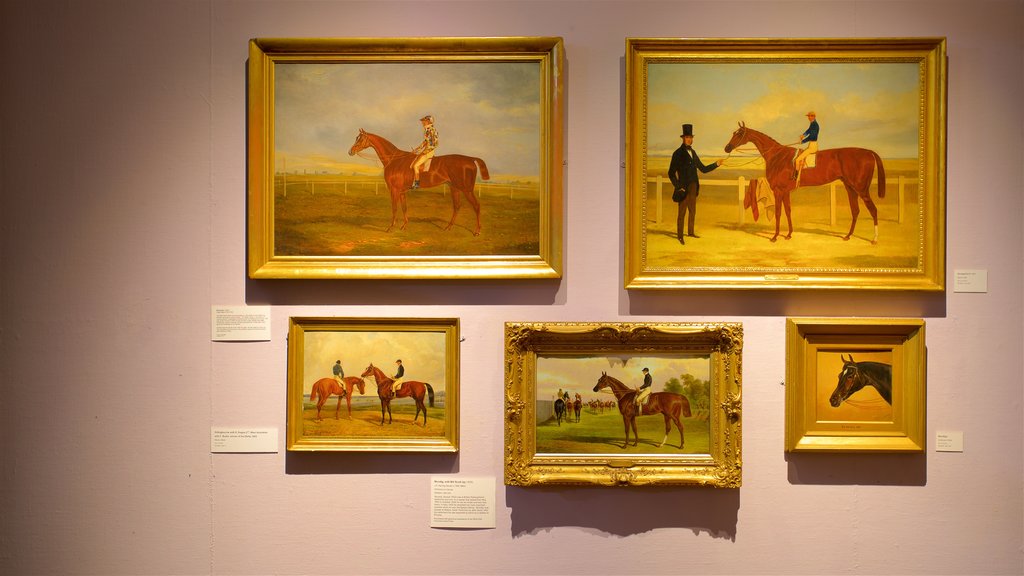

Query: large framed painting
504,322,742,487
248,37,564,279
625,38,947,290
286,317,459,452
785,318,926,452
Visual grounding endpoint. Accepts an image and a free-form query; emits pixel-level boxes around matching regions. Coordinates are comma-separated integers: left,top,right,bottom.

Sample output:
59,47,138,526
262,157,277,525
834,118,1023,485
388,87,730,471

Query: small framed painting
785,318,926,452
248,37,564,280
286,317,459,452
504,322,742,487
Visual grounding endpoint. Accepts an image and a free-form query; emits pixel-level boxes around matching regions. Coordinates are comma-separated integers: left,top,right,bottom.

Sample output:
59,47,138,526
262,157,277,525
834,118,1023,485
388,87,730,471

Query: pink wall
2,1,1022,574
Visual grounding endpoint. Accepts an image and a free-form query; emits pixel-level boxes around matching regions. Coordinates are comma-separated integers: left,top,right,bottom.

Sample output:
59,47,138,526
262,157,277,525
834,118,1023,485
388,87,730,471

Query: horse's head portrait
830,354,865,407
348,128,371,156
724,121,748,153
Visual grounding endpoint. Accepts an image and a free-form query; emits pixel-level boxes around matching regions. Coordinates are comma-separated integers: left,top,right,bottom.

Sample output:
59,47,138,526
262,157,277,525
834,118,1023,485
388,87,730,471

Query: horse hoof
871,239,878,245
770,237,778,243
843,236,851,241
784,235,792,240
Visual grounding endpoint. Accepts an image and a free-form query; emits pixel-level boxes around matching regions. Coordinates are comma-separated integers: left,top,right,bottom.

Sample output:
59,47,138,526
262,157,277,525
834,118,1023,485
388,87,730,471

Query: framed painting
286,317,459,452
248,37,564,279
785,318,926,452
625,38,946,290
504,322,742,487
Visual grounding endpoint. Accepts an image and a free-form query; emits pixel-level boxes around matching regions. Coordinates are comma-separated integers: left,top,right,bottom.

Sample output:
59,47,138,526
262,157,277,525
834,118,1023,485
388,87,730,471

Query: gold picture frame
248,37,564,279
286,317,459,452
785,318,926,452
625,38,946,290
504,322,742,487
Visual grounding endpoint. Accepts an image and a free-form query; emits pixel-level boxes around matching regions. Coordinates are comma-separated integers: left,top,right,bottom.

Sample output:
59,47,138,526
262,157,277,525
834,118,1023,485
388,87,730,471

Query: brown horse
308,376,366,421
831,354,893,407
592,372,692,449
360,363,435,426
724,122,885,243
347,129,489,235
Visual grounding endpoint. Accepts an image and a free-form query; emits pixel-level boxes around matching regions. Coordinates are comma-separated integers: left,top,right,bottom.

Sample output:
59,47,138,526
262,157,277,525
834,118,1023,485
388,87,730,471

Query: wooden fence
275,175,536,200
646,175,913,226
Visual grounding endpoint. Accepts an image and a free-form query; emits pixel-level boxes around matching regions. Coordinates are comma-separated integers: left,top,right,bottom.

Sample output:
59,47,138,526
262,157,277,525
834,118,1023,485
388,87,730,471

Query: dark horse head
723,121,749,153
830,354,893,407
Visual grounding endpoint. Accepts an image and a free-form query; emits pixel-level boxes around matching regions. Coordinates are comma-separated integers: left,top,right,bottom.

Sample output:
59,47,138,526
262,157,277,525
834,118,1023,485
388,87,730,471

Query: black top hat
680,124,694,137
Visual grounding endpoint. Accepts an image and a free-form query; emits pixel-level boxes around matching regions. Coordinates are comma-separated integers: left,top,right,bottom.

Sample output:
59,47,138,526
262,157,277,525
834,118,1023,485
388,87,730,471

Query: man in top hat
794,111,819,178
668,123,725,244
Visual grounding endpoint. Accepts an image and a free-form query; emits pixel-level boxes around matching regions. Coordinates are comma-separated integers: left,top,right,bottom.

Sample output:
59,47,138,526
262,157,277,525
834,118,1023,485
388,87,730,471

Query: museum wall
2,0,1022,574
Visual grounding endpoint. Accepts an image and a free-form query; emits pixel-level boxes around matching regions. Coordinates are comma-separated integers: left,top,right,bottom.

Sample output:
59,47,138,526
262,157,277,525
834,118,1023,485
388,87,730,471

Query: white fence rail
646,175,913,226
275,175,535,200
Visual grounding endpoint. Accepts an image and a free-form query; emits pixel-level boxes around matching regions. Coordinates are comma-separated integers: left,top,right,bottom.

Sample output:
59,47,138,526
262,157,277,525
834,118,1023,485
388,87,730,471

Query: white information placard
430,476,496,529
953,269,988,293
211,427,278,453
936,430,964,452
212,305,271,341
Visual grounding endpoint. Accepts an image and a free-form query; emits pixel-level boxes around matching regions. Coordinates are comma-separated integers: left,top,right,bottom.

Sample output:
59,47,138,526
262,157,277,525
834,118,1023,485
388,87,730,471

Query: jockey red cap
420,115,434,123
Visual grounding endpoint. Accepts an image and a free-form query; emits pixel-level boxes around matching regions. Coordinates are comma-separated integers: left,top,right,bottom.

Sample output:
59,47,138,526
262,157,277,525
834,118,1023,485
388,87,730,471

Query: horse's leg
659,414,671,448
630,417,639,447
379,398,386,425
672,415,685,449
463,182,482,236
842,182,861,241
861,191,880,244
386,186,400,232
399,191,409,230
444,184,463,232
621,416,630,449
335,395,342,419
771,197,783,242
783,195,793,240
345,393,352,418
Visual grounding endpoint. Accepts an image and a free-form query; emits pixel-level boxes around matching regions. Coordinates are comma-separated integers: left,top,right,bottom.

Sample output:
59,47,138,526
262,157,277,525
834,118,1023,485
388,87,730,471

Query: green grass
535,408,710,455
273,176,541,256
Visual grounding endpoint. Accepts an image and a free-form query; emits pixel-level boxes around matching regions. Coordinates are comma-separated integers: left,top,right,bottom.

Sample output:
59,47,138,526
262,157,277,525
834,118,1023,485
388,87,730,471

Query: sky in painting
275,62,540,178
647,62,921,159
302,330,447,395
536,355,710,402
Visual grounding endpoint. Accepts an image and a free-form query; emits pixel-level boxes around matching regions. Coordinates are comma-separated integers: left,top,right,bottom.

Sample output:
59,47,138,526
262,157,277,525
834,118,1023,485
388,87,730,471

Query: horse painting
308,376,366,421
360,363,436,426
830,354,893,407
592,372,692,449
348,129,489,235
724,123,886,244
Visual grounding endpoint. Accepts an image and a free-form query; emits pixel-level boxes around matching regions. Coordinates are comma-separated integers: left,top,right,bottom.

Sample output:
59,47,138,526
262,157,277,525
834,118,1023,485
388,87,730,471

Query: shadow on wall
506,486,739,539
786,452,927,486
285,451,459,475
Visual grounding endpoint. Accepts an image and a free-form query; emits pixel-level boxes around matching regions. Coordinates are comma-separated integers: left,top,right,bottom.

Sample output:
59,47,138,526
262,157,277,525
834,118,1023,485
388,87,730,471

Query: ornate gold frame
286,317,459,452
504,322,742,487
785,318,926,452
248,37,564,279
625,38,946,290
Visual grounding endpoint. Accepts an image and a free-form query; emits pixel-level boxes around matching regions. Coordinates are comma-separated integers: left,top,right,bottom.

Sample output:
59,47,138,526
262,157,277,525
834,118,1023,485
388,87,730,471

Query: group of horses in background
308,363,435,427
553,392,583,426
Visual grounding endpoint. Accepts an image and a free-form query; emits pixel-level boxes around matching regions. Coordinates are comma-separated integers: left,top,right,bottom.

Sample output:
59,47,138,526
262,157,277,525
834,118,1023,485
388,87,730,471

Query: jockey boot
411,180,420,189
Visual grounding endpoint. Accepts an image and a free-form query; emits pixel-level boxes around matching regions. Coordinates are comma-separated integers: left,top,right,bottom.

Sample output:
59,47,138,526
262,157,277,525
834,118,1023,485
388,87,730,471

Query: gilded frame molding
286,317,459,452
248,37,564,279
785,318,926,452
625,38,947,290
504,322,742,487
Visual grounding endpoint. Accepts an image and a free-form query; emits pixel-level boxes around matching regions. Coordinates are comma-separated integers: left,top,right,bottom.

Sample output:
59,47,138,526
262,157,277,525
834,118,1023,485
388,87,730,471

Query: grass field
301,399,446,438
642,159,923,270
273,176,541,257
535,408,710,455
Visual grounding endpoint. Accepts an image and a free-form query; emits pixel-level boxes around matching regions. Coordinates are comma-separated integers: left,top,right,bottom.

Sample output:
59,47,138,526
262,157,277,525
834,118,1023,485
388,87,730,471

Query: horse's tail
473,157,490,181
309,382,320,404
426,383,435,408
680,395,693,418
872,150,886,198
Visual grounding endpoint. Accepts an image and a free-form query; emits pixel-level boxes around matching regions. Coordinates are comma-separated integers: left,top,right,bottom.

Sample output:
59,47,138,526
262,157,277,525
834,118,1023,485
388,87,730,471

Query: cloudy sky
302,330,447,395
647,61,921,159
275,61,541,177
536,355,710,401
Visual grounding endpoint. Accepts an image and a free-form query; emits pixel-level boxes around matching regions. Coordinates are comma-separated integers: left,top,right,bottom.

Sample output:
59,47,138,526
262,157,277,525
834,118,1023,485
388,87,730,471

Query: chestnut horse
347,129,489,235
573,393,583,423
360,363,435,426
830,354,892,407
592,372,692,449
724,123,886,243
308,376,366,420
